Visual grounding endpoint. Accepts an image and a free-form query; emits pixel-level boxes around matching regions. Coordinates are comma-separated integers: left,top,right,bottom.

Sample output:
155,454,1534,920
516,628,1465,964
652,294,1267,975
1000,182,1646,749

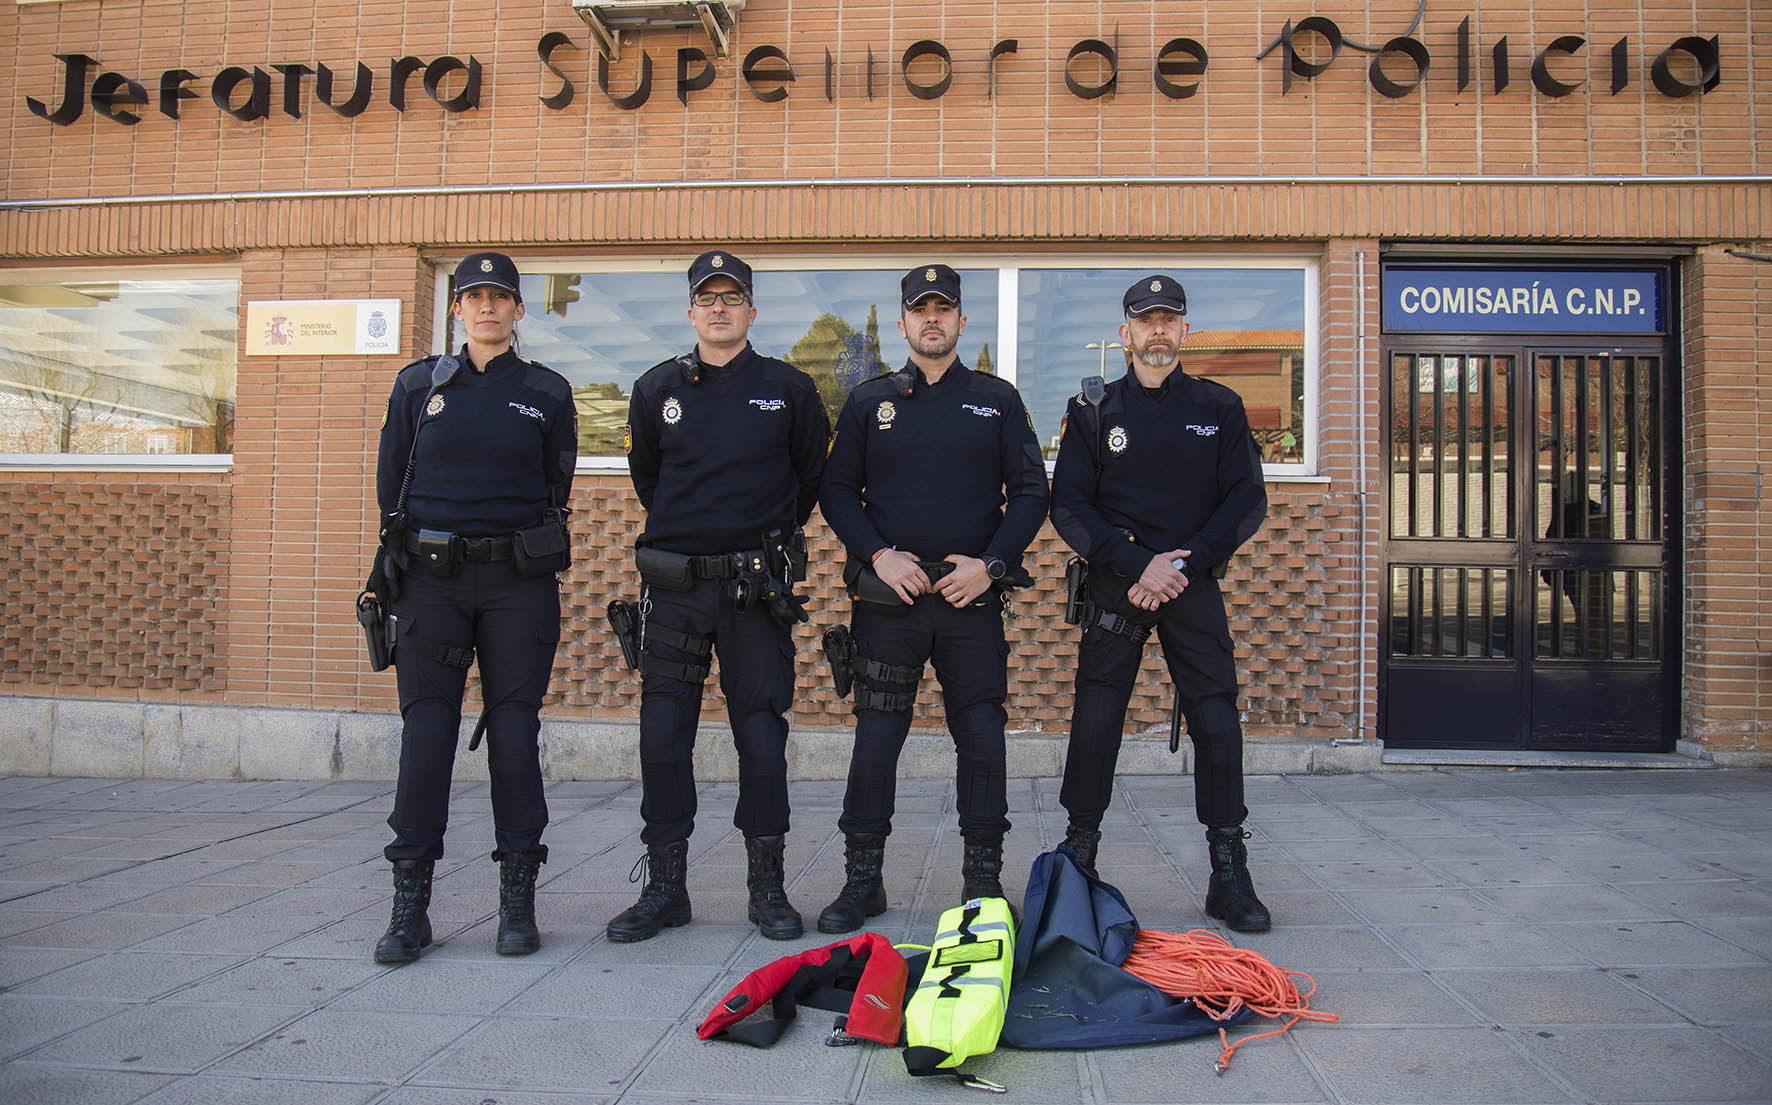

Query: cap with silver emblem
452,252,523,302
689,250,755,294
901,264,961,309
1122,274,1187,317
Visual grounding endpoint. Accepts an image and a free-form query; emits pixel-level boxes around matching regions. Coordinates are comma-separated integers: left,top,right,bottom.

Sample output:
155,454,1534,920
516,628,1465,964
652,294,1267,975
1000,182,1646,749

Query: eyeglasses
692,291,751,307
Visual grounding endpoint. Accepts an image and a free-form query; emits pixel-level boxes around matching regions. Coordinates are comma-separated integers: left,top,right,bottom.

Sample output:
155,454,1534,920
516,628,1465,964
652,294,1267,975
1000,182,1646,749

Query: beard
1134,343,1178,369
909,329,958,359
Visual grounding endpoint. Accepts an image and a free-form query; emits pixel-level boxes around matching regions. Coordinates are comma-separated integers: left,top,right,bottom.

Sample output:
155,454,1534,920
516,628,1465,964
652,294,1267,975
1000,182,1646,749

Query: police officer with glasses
368,252,577,964
608,250,830,943
816,264,1049,933
1050,275,1271,932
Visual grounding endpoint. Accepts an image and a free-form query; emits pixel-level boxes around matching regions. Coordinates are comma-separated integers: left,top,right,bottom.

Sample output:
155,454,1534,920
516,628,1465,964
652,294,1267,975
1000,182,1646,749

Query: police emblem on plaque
1107,426,1129,454
662,396,684,425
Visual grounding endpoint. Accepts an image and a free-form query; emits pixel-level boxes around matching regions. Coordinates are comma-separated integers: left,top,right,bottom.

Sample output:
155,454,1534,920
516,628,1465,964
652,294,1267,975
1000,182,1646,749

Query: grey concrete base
0,695,1392,783
1385,747,1714,769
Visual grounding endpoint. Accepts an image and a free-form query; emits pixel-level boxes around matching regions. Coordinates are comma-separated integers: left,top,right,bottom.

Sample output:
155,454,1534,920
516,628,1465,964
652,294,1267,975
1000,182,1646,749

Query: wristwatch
981,555,1007,581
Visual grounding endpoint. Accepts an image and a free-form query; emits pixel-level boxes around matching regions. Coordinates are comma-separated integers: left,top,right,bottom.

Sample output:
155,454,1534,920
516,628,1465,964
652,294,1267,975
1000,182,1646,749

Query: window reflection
1015,267,1308,462
0,279,238,455
491,269,998,458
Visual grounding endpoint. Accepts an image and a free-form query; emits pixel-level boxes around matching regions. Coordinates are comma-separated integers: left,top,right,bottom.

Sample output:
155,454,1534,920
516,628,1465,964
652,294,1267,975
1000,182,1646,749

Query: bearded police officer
1050,275,1271,932
608,250,830,943
815,264,1049,933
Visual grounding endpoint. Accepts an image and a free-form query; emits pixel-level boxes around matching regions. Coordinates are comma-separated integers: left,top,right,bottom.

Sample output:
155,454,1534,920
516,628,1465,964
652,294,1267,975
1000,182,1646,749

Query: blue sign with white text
1382,269,1664,334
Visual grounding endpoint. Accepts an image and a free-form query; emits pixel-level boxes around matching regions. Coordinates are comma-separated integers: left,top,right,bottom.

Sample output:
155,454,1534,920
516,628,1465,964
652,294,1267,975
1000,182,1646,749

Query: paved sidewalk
0,767,1769,1105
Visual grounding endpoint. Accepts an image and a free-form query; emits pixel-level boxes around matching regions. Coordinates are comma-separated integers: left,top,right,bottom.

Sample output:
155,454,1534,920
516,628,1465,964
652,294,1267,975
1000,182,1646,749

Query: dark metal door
1381,344,1676,751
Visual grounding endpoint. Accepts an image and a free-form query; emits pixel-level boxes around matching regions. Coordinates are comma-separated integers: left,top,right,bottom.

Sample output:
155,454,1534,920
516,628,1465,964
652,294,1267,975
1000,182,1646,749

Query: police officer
369,252,578,963
608,250,830,943
1050,275,1272,933
816,265,1049,933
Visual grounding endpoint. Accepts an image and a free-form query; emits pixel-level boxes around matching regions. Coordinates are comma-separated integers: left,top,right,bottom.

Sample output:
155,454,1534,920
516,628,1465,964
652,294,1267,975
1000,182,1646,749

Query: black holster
607,600,641,670
357,591,394,672
822,625,856,698
1064,557,1088,625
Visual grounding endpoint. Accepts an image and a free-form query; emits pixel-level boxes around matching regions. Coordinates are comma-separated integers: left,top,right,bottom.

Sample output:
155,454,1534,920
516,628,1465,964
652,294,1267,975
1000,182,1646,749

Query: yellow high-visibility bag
902,896,1015,1092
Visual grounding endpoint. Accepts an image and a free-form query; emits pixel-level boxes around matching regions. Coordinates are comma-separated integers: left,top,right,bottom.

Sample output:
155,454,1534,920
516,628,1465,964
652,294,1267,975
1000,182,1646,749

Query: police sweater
1050,367,1266,580
626,343,830,555
376,347,578,537
820,358,1050,566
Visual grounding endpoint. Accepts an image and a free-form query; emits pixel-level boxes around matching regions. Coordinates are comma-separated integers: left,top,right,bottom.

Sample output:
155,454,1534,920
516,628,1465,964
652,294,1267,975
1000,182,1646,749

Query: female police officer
369,252,578,964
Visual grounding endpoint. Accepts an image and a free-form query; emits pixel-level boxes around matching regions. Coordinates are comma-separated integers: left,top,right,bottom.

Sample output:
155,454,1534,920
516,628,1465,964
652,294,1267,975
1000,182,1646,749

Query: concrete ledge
1383,746,1712,769
1678,738,1772,769
1,694,1740,780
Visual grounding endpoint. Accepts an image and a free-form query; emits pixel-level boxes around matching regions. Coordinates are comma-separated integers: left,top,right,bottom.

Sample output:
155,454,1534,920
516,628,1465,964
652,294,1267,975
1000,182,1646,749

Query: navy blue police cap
1123,274,1188,316
689,250,754,294
453,252,522,302
902,264,961,308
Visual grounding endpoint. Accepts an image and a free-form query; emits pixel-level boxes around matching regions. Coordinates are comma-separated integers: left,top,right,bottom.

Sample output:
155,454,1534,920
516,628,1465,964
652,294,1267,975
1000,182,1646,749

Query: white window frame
430,252,1321,479
0,262,240,472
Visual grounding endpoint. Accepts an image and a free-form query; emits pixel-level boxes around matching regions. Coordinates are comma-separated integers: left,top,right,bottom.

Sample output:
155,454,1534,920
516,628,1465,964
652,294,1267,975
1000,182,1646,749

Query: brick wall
1681,243,1771,755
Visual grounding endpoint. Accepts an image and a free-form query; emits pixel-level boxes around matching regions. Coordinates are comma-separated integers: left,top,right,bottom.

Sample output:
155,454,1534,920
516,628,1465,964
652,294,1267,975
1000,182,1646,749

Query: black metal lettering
1531,35,1585,97
90,72,147,125
212,66,270,121
423,56,480,112
1493,35,1510,94
1651,35,1720,98
1456,17,1471,92
1261,18,1341,94
1368,37,1429,98
316,62,373,116
1154,37,1206,99
989,39,1018,98
273,63,312,118
159,69,199,119
901,39,951,100
1611,38,1628,94
26,53,95,126
388,56,425,111
1065,38,1116,99
677,47,715,105
538,31,576,110
742,45,793,102
825,48,835,101
598,50,652,109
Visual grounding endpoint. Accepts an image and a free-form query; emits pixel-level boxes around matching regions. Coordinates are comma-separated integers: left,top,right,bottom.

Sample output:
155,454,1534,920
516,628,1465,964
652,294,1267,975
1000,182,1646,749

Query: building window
0,276,238,459
439,256,1314,475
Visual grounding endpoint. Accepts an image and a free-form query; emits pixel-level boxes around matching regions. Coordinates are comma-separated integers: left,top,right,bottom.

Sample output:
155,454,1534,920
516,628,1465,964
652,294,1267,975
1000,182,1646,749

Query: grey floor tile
1095,1033,1332,1102
0,1062,174,1105
1480,882,1677,923
1216,925,1416,970
626,1018,862,1100
169,956,385,1006
1624,966,1772,1024
858,1045,1086,1103
13,952,246,1001
0,908,76,939
1300,860,1453,891
1512,1025,1772,1102
0,994,131,1059
1614,879,1772,920
1698,916,1772,961
513,963,719,1021
1543,920,1766,968
1719,1023,1772,1063
0,946,95,988
380,1090,612,1105
213,1009,482,1080
331,960,555,1015
134,1074,385,1104
1378,923,1592,970
2,911,196,950
131,912,330,955
1345,888,1516,925
25,1002,297,1073
1434,968,1687,1025
417,1015,671,1092
1306,970,1482,1028
1305,1026,1576,1104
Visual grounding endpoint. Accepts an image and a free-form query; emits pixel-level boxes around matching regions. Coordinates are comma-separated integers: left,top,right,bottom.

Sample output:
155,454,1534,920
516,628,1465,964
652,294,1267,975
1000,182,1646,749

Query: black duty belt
687,550,767,579
403,532,516,562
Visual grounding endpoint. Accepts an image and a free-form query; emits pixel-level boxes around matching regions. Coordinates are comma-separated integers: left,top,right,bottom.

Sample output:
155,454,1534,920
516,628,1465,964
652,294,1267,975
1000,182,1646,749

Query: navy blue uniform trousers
840,594,1011,837
637,578,795,845
386,558,559,863
1060,570,1248,830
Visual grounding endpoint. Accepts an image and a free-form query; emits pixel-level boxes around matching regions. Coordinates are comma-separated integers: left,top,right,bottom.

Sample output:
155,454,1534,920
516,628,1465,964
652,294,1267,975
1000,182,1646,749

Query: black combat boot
373,859,434,965
1061,826,1102,878
961,832,1008,901
817,832,888,934
606,840,691,943
495,852,542,956
1205,825,1272,933
745,834,804,940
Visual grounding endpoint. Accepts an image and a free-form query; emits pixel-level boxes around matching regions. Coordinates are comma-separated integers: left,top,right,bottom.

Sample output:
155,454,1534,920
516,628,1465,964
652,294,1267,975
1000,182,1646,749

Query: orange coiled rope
1121,928,1339,1073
